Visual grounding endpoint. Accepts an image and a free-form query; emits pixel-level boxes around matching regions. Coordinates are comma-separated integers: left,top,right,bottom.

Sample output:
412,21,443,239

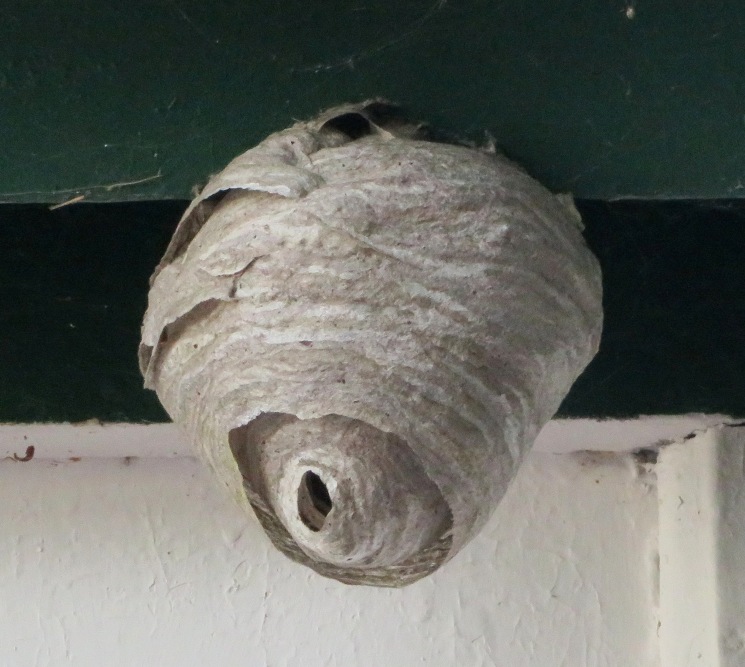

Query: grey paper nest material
139,101,603,587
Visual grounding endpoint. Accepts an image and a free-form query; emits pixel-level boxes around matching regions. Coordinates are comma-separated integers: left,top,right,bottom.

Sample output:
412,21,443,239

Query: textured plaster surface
0,449,658,667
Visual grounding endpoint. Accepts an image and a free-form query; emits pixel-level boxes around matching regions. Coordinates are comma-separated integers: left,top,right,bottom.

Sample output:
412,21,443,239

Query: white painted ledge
0,414,736,460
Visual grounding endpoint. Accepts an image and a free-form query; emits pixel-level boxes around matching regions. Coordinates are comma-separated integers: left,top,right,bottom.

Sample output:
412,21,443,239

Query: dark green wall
1,200,743,423
3,2,744,422
2,0,745,203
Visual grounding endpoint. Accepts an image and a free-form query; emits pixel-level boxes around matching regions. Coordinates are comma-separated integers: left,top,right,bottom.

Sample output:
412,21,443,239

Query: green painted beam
2,0,745,203
1,200,744,423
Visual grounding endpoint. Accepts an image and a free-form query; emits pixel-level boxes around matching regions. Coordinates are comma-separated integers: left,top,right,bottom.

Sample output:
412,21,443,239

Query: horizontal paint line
0,414,734,461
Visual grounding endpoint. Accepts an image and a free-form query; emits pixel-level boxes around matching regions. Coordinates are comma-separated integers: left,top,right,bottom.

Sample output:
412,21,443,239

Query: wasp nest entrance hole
298,471,332,532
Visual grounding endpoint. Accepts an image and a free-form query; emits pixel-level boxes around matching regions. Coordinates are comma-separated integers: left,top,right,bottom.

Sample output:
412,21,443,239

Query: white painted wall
0,444,660,667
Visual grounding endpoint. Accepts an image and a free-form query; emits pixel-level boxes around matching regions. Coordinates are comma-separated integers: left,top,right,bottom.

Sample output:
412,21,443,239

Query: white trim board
657,425,745,667
0,414,736,461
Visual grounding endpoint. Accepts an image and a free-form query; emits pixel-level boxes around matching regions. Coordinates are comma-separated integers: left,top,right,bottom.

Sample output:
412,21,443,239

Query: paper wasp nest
140,101,602,587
